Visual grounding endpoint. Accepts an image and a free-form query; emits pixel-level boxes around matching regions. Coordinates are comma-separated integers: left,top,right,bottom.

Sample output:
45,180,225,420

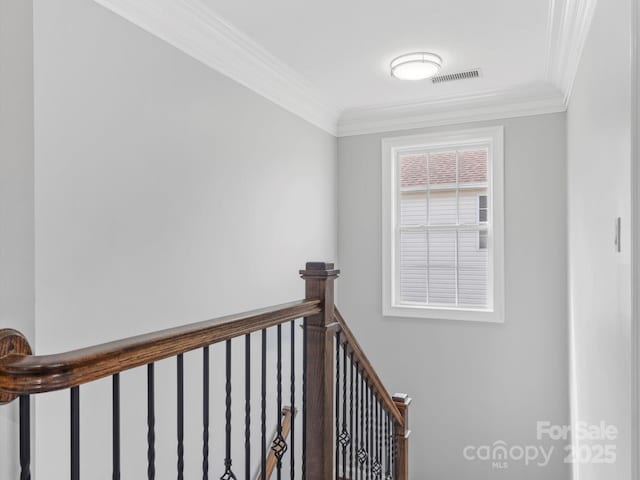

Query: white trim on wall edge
91,0,341,135
631,0,639,479
88,0,595,139
546,0,599,104
339,86,566,137
338,0,597,138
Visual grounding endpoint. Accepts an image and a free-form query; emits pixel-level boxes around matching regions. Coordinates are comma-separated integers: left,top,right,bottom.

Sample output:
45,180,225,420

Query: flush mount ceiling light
390,52,443,80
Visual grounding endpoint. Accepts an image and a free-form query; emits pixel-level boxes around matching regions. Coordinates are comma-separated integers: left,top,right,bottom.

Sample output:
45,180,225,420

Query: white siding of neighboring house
399,188,488,306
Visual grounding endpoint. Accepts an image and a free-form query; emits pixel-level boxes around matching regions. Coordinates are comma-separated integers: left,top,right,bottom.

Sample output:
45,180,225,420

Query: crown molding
336,85,566,137
547,0,598,104
337,0,599,138
92,0,340,135
91,0,595,138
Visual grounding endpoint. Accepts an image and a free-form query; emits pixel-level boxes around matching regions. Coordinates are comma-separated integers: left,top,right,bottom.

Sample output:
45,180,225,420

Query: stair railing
0,262,410,480
256,406,296,480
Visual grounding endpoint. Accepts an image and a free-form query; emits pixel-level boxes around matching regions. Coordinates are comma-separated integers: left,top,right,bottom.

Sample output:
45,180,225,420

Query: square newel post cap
299,262,340,279
392,393,412,406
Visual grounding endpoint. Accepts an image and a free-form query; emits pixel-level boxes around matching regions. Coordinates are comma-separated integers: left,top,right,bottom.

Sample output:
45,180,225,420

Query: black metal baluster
222,340,236,480
391,418,397,480
357,373,365,480
373,391,378,480
367,386,372,480
379,407,383,480
113,374,120,480
381,409,384,480
371,397,375,480
387,414,395,479
71,386,80,480
364,380,371,480
340,341,349,479
349,353,354,480
376,400,381,479
385,412,390,480
355,366,360,480
365,380,369,480
374,397,382,477
273,324,286,480
261,329,267,480
371,397,376,479
177,354,184,480
374,392,379,479
147,364,156,480
374,391,378,479
385,415,388,480
380,405,384,479
302,320,307,480
381,410,385,480
334,332,340,480
203,347,210,480
19,395,31,480
363,382,367,480
245,335,251,480
290,320,296,480
390,415,394,480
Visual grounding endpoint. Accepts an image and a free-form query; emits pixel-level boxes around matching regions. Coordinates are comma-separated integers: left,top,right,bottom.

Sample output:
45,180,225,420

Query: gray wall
337,113,570,479
32,0,336,476
567,0,632,478
0,1,35,479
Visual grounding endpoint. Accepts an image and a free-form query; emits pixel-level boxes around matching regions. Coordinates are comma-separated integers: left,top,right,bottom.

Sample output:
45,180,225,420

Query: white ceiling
202,0,550,111
93,0,597,135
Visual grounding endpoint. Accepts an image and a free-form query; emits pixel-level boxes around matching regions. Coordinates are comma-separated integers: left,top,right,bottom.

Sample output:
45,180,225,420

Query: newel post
300,262,340,480
393,393,412,480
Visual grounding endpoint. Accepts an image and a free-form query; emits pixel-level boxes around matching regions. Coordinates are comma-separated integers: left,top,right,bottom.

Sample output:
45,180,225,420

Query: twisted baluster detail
221,340,237,480
340,342,351,461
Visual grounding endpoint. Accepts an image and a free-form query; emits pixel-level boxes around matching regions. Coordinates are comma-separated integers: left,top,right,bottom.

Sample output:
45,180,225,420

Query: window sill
382,303,504,323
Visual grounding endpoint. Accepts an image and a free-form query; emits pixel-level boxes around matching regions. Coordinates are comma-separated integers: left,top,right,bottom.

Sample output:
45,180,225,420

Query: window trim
381,126,505,323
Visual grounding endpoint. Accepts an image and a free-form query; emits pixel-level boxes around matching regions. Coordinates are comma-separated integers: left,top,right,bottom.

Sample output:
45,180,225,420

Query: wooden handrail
1,262,410,480
0,299,320,396
334,307,404,427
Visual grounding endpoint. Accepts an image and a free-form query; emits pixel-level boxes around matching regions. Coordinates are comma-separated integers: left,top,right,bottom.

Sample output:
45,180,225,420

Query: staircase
0,262,411,480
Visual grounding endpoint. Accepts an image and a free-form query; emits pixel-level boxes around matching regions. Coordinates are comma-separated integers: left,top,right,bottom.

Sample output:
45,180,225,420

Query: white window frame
381,126,505,323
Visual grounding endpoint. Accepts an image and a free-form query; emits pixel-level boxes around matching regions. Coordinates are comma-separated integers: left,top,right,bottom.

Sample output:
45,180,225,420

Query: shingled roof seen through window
400,149,488,188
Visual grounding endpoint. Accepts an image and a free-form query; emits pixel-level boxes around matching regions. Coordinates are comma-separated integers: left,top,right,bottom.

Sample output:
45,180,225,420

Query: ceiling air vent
431,69,480,84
